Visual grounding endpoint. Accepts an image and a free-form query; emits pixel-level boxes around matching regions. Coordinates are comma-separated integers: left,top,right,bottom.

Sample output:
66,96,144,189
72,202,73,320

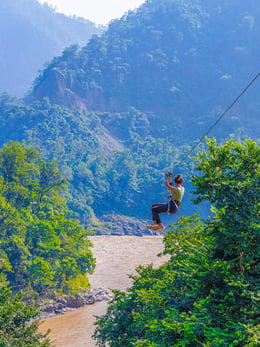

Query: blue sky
38,0,146,25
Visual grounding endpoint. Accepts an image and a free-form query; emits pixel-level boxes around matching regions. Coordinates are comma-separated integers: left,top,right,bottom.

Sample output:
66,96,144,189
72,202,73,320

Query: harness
162,189,181,215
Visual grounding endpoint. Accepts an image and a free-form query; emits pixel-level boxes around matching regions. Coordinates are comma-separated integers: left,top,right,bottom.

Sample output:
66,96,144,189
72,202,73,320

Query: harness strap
167,197,181,215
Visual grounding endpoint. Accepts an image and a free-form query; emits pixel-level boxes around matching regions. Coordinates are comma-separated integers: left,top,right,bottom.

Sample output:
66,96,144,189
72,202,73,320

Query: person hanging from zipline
147,172,184,232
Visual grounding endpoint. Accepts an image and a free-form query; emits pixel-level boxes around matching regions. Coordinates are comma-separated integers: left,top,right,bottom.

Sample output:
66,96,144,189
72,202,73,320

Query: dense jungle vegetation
0,285,50,346
0,141,95,295
94,138,260,346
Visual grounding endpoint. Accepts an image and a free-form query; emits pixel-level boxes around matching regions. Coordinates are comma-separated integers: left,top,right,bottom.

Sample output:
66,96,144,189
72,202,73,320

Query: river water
39,235,168,346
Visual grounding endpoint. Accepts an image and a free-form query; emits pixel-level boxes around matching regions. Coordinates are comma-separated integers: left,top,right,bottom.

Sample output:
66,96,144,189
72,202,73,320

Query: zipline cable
123,72,260,213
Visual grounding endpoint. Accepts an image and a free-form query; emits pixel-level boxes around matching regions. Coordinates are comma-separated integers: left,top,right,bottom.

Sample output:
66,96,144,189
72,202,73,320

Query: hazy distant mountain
0,0,105,96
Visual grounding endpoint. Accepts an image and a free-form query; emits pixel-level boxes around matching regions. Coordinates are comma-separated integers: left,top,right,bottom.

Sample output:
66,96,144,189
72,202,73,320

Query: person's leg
152,203,168,225
149,203,162,225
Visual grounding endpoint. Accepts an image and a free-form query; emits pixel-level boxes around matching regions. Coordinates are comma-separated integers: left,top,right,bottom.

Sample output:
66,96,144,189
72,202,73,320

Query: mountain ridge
31,0,260,122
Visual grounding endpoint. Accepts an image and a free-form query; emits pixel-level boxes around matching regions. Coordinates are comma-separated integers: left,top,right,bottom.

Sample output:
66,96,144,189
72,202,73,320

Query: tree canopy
0,285,50,346
0,141,95,295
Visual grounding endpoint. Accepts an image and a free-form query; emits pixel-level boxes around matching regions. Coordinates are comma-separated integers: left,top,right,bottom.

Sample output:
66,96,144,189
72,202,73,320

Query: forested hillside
0,142,95,295
32,0,259,137
0,0,104,97
0,95,195,223
0,0,259,231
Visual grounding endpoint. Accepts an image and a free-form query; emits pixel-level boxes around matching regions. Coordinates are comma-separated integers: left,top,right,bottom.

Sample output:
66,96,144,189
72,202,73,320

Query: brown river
39,235,169,346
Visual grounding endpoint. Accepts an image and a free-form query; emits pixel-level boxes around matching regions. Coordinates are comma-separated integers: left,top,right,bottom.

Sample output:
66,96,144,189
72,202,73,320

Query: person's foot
153,224,165,232
146,224,165,231
146,223,158,230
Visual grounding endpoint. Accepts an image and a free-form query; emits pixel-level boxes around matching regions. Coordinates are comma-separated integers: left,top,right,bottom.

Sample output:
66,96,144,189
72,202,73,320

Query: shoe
147,224,165,231
146,223,158,230
153,225,165,232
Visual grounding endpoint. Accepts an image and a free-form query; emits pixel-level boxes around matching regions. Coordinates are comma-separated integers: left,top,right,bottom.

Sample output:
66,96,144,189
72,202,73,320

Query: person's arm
165,174,175,192
169,171,173,186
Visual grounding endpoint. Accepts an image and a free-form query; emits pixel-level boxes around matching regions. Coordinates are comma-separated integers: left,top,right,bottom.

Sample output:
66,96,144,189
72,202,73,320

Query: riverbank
39,287,113,320
39,235,169,346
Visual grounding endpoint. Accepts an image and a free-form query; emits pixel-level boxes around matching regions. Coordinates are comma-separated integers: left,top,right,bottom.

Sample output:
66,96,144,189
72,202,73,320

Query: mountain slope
0,0,104,97
32,0,260,134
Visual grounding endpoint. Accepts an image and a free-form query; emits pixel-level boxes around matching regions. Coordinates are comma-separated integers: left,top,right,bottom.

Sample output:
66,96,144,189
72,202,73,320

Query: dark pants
152,200,178,224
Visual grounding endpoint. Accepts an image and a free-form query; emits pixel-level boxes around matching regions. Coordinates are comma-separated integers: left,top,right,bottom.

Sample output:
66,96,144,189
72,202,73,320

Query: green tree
36,160,68,212
0,141,39,209
0,284,50,346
